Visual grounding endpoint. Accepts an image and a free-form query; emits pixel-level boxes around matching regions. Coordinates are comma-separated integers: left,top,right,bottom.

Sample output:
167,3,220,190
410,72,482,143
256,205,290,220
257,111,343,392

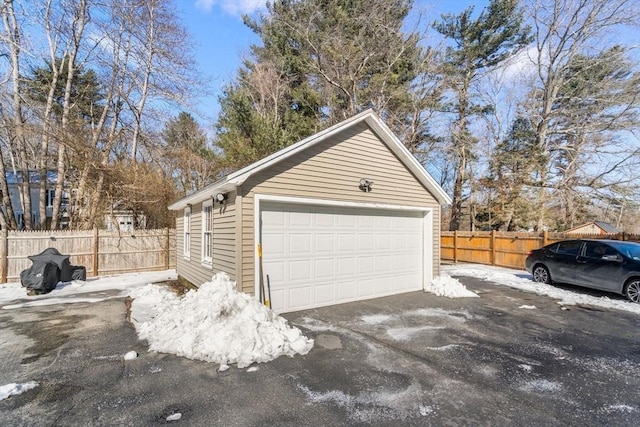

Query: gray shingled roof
593,221,620,233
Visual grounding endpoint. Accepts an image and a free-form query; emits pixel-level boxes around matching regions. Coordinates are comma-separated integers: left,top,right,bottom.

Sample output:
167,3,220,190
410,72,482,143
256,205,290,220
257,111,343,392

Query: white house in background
6,171,70,229
104,202,147,232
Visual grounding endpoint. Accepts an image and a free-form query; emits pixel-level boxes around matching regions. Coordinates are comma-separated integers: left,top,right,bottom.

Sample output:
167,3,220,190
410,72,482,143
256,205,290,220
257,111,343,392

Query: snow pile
424,274,479,298
444,264,640,315
0,381,38,400
130,272,314,368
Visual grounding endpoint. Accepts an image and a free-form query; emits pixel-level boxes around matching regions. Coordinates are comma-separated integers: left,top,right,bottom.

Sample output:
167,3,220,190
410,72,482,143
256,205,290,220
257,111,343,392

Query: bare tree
1,0,33,229
527,0,640,229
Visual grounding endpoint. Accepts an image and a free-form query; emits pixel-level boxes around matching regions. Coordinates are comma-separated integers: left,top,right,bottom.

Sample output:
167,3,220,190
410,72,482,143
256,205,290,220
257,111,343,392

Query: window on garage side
183,207,191,259
202,201,213,266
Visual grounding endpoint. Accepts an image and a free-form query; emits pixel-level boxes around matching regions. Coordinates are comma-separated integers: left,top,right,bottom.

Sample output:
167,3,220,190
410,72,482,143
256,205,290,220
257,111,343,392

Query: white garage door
260,202,426,313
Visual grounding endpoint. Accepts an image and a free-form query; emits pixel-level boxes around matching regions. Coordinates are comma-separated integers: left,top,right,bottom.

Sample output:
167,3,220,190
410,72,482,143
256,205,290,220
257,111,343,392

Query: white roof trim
168,109,451,210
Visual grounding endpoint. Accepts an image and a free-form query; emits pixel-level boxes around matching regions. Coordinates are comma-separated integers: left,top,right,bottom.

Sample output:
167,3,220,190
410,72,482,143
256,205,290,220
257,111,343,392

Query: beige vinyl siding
239,122,441,295
212,191,236,278
175,191,237,287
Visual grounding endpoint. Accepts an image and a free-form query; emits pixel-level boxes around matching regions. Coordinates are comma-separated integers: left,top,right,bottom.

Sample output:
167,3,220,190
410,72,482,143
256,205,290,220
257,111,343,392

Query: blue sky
177,0,484,125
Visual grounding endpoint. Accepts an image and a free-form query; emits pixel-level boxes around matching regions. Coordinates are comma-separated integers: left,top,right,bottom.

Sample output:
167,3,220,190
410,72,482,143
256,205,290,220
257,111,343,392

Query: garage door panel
337,281,357,301
314,234,335,252
290,211,312,227
358,233,375,251
289,286,312,309
315,284,335,304
290,233,312,253
263,233,286,255
337,258,356,276
375,255,391,272
265,261,285,283
358,256,375,274
358,278,377,298
314,258,334,278
338,234,356,251
315,212,335,227
376,234,392,250
290,260,312,281
261,202,426,313
270,289,286,311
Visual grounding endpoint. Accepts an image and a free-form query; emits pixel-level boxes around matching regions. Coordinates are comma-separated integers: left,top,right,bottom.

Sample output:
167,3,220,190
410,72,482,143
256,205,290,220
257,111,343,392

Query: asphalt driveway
1,275,639,426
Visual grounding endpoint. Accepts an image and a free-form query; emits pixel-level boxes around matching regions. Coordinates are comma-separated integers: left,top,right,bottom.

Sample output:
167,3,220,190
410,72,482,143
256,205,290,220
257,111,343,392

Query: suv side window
556,241,582,255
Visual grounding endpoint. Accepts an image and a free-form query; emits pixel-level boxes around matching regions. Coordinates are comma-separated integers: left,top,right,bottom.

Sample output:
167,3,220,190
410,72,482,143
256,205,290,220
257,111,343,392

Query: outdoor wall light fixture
359,178,373,192
215,193,227,204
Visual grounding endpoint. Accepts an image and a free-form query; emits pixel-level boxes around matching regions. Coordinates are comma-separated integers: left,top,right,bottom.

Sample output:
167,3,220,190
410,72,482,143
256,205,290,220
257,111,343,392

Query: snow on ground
0,381,38,401
0,268,313,368
444,263,640,315
0,270,177,309
129,272,314,368
425,274,478,298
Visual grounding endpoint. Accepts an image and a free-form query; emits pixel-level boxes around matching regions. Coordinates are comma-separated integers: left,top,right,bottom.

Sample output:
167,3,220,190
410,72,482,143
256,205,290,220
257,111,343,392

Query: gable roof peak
168,110,451,210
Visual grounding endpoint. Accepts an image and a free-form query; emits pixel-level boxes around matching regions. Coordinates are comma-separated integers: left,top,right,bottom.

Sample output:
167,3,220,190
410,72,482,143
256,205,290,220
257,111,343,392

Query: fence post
453,230,458,263
542,230,548,247
491,230,496,266
92,227,99,276
0,228,7,283
164,227,170,269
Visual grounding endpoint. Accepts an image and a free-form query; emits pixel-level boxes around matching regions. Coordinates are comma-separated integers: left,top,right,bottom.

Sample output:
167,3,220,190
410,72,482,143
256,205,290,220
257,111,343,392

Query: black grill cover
28,248,72,282
20,261,60,293
71,265,86,281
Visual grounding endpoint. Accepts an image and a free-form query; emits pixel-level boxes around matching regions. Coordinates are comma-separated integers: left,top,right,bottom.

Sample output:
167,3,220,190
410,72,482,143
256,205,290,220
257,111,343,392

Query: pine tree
434,0,531,231
216,0,428,168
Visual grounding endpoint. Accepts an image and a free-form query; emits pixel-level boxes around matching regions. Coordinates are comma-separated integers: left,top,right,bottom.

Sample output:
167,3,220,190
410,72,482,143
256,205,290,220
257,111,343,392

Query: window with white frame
202,202,213,265
183,207,191,259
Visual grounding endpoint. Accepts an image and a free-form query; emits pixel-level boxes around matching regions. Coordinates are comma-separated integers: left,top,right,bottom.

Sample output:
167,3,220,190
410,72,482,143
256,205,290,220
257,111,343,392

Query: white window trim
201,201,213,268
253,194,433,301
183,207,191,260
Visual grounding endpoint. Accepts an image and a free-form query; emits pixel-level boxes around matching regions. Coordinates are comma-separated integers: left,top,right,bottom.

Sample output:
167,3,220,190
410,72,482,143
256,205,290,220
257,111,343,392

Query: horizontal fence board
441,231,639,270
0,228,176,283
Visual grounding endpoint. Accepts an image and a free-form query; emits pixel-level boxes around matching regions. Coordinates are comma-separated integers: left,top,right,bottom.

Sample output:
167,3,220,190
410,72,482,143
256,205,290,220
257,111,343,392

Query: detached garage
168,109,450,313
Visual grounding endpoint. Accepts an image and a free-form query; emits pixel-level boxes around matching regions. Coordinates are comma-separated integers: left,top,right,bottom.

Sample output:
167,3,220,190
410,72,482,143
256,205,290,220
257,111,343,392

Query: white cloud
493,44,539,83
195,0,267,16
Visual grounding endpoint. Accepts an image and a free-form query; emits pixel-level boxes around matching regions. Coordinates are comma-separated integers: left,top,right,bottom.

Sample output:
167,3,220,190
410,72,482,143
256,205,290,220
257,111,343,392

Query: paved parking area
1,276,639,426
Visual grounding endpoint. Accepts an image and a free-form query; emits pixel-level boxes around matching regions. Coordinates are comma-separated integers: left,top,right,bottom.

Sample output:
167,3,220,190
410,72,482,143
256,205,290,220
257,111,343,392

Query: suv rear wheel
532,265,552,284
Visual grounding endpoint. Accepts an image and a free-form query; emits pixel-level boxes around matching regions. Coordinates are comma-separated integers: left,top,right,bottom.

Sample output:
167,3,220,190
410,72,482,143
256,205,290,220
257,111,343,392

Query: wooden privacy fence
0,228,176,283
441,230,640,270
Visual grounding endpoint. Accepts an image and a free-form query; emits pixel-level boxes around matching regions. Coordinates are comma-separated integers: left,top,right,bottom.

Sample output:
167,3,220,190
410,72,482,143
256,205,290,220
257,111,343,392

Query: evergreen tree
546,46,640,229
162,112,218,194
25,58,104,129
481,117,543,231
216,0,429,169
434,0,531,231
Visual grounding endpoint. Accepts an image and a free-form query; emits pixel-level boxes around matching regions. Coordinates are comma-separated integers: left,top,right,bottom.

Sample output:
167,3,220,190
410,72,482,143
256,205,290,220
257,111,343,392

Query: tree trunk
2,0,33,229
52,0,88,229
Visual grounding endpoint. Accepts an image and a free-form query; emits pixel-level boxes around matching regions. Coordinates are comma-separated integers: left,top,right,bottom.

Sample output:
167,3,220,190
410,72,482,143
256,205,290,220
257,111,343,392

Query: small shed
565,221,620,235
168,110,451,313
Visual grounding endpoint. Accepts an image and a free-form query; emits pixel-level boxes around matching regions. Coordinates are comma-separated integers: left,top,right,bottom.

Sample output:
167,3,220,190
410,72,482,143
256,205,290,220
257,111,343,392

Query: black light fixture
215,193,227,204
359,178,373,192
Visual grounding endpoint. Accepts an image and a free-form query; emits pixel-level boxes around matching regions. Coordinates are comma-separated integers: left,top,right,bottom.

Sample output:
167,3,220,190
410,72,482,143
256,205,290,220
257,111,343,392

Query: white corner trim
423,208,434,288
